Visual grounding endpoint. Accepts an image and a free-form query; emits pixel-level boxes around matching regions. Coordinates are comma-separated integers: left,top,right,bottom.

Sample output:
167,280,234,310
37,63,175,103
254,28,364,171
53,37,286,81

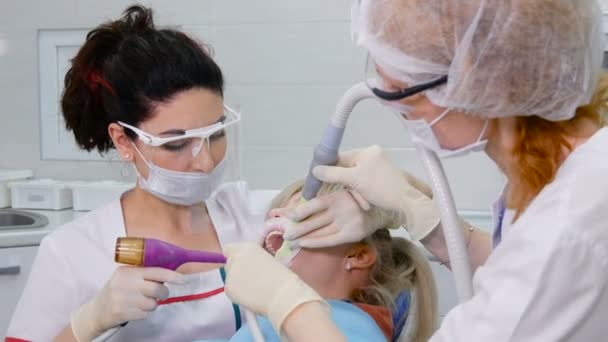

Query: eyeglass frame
117,104,241,148
365,53,448,101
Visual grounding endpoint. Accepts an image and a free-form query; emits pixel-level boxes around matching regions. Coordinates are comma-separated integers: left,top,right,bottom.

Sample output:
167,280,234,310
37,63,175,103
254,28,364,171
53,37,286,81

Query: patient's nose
267,208,289,219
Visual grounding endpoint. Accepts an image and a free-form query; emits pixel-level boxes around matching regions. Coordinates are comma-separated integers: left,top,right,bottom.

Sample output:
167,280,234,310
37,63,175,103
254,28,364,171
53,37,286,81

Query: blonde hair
270,180,438,341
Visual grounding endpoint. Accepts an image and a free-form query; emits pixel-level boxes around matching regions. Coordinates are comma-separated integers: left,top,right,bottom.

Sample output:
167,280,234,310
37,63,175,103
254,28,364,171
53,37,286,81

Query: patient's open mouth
263,230,285,256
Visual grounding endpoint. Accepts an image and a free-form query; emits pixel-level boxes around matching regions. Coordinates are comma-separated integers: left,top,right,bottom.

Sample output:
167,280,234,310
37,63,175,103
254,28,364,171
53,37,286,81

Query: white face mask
384,102,489,158
131,143,226,206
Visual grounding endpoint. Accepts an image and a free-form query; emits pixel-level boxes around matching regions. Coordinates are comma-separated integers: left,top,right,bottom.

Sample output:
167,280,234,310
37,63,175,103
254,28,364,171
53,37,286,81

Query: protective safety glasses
364,53,448,101
118,105,241,157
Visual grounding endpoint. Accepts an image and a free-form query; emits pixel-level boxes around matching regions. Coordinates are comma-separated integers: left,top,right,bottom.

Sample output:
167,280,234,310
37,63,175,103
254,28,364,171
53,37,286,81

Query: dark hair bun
61,5,223,153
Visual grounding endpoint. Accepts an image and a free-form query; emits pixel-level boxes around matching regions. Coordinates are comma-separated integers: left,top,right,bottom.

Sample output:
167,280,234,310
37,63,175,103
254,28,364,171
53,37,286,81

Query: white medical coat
6,181,277,342
432,127,608,341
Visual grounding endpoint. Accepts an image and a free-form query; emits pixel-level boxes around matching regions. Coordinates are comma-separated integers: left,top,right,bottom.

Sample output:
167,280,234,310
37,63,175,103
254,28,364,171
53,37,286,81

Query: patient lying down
208,180,438,342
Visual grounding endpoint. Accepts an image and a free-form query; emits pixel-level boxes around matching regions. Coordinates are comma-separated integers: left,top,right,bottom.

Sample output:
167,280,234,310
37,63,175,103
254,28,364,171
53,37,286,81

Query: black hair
61,4,224,153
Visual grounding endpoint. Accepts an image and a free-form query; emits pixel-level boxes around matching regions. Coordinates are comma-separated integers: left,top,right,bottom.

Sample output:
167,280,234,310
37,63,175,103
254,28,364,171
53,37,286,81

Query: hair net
352,0,605,121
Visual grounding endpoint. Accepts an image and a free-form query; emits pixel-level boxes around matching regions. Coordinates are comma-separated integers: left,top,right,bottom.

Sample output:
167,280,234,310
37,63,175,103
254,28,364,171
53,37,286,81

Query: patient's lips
262,216,301,264
263,216,288,255
264,230,285,256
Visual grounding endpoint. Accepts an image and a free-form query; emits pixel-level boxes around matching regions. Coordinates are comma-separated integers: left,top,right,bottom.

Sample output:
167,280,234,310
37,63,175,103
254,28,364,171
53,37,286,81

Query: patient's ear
346,243,377,270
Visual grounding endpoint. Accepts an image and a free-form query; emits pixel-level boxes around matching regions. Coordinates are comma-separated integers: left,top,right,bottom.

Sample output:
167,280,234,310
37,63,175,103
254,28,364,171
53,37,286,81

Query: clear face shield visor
118,105,241,158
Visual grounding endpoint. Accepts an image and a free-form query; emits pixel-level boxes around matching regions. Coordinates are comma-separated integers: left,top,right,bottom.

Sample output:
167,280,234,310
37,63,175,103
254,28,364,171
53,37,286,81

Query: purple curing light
115,237,227,270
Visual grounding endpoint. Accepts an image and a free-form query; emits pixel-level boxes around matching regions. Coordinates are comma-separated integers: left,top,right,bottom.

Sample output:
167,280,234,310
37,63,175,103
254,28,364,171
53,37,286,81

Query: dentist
6,5,363,341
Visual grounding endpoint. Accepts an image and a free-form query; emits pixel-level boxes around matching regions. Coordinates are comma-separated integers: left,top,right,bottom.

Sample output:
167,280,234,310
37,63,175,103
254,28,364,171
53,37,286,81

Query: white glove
312,145,440,241
70,266,184,342
223,242,327,333
277,190,396,248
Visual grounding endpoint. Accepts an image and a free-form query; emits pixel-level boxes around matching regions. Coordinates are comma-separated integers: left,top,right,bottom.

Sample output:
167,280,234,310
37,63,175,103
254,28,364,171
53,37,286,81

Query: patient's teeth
264,230,285,256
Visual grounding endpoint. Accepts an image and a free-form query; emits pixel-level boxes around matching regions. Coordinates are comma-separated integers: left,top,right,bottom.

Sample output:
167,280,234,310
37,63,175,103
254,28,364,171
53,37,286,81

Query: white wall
0,0,504,211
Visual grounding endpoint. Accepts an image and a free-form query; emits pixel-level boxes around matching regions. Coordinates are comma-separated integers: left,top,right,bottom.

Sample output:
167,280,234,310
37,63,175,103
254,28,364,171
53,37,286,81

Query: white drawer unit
0,170,33,208
9,180,74,210
0,245,38,335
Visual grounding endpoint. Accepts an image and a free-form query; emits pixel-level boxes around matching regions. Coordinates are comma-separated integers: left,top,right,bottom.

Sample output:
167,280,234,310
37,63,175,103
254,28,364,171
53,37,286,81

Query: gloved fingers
223,243,255,298
312,164,357,188
291,221,345,248
223,282,240,306
129,309,150,321
222,242,282,311
403,172,433,198
298,222,339,239
336,145,385,166
297,230,357,249
137,296,159,312
289,221,340,248
104,292,148,322
264,216,294,233
104,291,128,315
139,281,170,301
288,196,329,222
109,305,146,325
223,255,248,299
283,212,333,240
348,189,371,211
120,299,154,320
224,242,270,267
335,148,365,167
223,242,249,260
140,267,185,285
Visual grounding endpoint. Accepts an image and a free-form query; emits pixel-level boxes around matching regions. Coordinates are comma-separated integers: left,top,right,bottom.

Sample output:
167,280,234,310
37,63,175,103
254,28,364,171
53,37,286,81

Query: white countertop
0,208,494,249
0,208,88,248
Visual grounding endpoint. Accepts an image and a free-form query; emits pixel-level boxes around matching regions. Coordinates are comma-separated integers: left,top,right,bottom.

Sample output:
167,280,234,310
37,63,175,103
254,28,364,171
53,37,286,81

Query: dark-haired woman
6,5,290,341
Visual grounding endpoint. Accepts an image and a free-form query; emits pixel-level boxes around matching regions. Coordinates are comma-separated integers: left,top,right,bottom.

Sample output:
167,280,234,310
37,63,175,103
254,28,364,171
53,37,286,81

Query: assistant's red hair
508,73,608,219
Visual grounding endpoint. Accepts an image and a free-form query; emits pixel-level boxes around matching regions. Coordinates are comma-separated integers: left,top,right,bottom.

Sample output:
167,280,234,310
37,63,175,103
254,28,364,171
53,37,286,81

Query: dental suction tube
302,82,375,200
302,81,474,303
415,145,474,301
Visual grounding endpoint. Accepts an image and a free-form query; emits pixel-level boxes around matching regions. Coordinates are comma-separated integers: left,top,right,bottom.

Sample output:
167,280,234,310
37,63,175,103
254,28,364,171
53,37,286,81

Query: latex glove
223,242,327,333
70,266,184,342
276,190,397,248
312,145,440,241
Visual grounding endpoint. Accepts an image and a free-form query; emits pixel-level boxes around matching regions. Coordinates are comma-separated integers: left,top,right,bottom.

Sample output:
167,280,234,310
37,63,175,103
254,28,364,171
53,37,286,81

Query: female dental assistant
221,0,608,341
3,5,366,341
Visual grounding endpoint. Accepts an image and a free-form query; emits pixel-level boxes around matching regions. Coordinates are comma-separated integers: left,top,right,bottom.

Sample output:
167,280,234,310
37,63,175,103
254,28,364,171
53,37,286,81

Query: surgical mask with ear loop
129,142,227,206
389,105,489,158
364,54,488,158
118,105,240,206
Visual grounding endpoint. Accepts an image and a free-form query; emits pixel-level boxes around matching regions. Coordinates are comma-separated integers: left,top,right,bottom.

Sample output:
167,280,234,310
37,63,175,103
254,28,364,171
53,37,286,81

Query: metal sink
0,209,48,230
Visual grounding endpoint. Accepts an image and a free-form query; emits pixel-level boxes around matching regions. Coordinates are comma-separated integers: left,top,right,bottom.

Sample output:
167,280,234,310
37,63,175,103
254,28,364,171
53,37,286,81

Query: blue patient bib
197,300,387,342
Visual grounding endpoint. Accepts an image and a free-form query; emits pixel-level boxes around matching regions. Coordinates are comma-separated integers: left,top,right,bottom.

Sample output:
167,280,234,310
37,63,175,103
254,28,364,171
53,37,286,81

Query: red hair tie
86,70,116,96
